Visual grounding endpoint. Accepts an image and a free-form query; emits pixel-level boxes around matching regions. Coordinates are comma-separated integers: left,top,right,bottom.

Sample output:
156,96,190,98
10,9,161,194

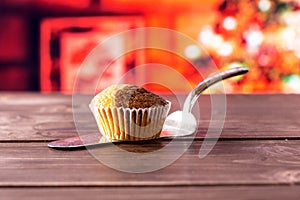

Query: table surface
1,93,300,199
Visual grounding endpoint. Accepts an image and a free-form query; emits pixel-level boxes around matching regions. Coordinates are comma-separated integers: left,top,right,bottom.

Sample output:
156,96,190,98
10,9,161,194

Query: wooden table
1,93,300,199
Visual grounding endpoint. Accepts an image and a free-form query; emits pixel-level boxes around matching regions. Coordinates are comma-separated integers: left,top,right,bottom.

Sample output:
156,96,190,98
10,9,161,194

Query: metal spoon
162,67,249,137
48,67,248,149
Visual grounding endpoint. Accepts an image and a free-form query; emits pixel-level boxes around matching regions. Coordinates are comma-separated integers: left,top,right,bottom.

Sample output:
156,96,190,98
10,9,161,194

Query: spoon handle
183,67,249,112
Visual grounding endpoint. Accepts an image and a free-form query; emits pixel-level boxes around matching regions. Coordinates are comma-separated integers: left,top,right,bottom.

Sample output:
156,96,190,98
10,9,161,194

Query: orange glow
3,0,295,93
101,0,221,13
40,16,145,93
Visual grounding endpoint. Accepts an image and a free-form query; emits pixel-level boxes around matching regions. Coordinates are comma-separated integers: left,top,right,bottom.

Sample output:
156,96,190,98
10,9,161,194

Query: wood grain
1,140,300,186
1,93,300,199
0,93,300,141
1,186,300,200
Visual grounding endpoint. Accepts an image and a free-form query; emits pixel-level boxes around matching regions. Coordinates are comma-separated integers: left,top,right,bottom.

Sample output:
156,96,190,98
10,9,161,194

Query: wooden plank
1,140,300,186
1,186,300,200
0,93,97,141
0,93,300,141
196,94,300,138
0,93,76,141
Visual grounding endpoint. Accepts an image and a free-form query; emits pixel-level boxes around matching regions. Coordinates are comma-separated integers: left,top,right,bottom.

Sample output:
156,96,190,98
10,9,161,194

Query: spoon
162,66,249,137
48,67,248,149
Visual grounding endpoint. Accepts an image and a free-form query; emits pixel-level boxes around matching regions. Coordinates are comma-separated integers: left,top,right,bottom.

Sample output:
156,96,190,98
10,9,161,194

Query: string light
198,26,214,45
211,34,224,49
283,75,300,93
218,42,233,56
245,29,264,47
222,16,237,30
184,45,201,59
282,27,296,50
258,0,271,12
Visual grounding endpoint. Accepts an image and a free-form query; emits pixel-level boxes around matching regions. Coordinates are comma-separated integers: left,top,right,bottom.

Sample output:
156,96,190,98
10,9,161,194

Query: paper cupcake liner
89,101,171,141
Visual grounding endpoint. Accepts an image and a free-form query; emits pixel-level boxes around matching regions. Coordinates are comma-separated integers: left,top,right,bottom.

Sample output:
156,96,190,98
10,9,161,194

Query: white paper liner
89,101,171,141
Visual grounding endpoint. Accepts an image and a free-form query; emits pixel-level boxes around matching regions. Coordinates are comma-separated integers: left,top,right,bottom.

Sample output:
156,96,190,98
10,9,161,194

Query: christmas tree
198,0,300,93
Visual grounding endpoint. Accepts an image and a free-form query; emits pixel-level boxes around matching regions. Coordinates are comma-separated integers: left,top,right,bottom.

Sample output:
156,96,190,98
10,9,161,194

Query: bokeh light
184,45,202,59
198,26,214,45
245,29,264,47
218,42,233,57
258,0,272,12
222,16,237,30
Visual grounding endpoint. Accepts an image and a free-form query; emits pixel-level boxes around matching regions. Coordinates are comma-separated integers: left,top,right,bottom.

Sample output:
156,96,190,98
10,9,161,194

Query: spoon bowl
162,111,197,137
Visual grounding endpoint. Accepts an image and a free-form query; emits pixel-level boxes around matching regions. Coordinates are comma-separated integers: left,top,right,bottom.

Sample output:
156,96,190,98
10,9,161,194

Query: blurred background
0,0,300,93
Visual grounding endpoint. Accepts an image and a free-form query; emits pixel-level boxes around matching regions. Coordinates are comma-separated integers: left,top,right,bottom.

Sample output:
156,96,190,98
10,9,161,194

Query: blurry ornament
222,16,237,30
184,45,202,59
198,26,225,51
198,26,215,45
258,54,272,67
218,42,233,56
257,45,278,67
280,9,300,27
244,27,264,47
258,0,272,12
211,34,224,49
281,27,297,50
283,75,300,93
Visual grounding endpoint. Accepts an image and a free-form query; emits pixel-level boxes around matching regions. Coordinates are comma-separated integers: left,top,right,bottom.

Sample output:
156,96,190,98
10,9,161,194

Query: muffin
89,84,171,141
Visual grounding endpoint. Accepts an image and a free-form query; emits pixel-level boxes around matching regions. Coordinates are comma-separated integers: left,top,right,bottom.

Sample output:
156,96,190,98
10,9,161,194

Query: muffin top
92,84,168,109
